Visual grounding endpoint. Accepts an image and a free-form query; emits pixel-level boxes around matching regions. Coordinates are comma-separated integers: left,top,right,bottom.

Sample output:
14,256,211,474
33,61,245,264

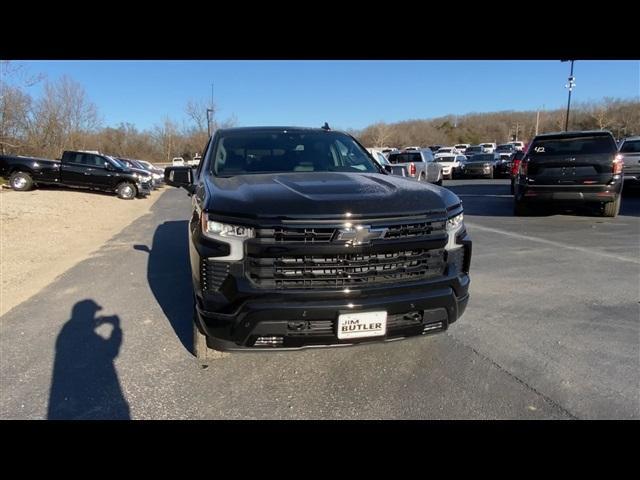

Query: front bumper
460,166,492,177
136,181,153,196
516,177,623,203
194,234,472,351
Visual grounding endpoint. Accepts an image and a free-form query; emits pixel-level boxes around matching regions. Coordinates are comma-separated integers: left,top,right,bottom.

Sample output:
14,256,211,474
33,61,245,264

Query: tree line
355,97,639,148
0,61,235,162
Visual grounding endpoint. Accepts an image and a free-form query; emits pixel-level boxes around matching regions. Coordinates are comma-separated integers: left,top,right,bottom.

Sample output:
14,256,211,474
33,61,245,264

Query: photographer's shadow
48,300,130,420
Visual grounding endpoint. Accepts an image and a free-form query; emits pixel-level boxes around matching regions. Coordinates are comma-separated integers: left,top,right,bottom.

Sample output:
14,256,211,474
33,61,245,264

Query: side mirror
383,165,393,173
104,161,115,171
165,166,195,193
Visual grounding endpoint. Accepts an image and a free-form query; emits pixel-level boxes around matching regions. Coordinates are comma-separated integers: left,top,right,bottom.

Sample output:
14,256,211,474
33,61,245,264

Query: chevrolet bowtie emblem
335,225,388,245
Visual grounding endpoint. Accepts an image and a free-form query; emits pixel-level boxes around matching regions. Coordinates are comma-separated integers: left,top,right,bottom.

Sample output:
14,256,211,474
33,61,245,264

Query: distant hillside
354,98,639,147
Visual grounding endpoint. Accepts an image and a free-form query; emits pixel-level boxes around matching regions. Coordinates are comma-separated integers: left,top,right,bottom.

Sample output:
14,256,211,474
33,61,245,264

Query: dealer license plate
337,311,387,340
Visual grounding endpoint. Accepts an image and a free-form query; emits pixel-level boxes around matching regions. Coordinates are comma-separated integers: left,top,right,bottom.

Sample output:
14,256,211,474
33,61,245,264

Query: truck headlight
202,217,254,239
445,212,464,250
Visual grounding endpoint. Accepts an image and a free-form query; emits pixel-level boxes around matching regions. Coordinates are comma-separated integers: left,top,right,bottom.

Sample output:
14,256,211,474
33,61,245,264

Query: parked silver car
387,148,443,185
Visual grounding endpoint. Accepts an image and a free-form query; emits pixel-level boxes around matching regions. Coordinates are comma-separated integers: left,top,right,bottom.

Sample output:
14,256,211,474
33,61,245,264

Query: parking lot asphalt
1,180,638,419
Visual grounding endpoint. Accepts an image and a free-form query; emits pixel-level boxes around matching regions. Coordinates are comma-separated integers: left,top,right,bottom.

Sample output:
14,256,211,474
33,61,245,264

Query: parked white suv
435,153,467,179
434,147,459,158
509,141,525,151
480,142,497,153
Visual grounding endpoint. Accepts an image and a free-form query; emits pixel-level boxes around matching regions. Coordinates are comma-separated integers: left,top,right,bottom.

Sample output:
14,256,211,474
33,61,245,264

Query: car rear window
620,139,640,153
529,135,617,156
388,153,422,164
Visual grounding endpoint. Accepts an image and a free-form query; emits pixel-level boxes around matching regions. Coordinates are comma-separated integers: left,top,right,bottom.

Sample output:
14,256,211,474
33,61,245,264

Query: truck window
620,139,640,153
529,135,617,156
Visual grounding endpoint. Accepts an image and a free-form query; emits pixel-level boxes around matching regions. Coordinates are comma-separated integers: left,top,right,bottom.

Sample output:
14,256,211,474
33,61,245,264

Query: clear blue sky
10,60,639,131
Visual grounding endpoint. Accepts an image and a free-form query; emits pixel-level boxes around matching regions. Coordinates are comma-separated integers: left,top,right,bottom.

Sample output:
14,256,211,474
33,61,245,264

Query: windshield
437,148,452,153
528,135,617,156
466,147,482,153
376,152,390,165
496,145,513,152
212,130,379,176
620,139,640,153
106,156,126,168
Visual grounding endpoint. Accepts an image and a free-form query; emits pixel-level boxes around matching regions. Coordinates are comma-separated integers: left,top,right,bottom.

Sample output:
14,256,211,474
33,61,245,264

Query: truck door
86,155,118,189
60,152,94,188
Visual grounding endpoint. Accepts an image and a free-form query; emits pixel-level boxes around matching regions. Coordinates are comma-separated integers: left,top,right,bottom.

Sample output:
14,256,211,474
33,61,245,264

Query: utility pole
562,60,576,131
535,110,540,135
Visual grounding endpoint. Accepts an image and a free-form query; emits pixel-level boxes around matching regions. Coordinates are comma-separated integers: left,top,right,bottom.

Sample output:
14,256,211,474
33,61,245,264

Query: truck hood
205,172,459,219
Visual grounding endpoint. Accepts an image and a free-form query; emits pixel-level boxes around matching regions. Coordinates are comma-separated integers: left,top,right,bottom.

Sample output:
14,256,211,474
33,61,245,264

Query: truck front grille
247,249,446,290
254,219,445,244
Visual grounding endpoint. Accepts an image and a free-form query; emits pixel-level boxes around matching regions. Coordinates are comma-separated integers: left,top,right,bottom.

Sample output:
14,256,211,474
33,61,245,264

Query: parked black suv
513,131,623,217
165,126,472,361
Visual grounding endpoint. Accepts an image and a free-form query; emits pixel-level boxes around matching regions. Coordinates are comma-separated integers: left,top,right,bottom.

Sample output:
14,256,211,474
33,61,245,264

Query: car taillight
612,154,624,174
409,163,416,176
511,159,521,176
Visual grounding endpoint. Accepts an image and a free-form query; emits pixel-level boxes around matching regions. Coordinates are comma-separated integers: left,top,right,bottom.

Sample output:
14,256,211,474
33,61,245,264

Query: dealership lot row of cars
370,133,638,218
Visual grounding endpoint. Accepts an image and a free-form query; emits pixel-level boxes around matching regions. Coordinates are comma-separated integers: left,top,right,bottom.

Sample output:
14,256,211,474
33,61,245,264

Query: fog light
254,336,284,347
422,322,444,334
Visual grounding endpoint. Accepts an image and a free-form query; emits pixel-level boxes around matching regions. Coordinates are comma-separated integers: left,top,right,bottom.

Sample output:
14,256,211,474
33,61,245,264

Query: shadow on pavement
134,221,193,353
47,300,130,420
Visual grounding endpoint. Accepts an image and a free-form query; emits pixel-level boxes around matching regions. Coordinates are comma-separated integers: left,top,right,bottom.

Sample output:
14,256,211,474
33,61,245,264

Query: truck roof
217,126,343,135
534,130,614,139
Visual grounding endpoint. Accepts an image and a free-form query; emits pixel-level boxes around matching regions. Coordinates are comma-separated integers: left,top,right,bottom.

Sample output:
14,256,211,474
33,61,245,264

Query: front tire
9,171,34,191
601,195,621,217
116,182,137,200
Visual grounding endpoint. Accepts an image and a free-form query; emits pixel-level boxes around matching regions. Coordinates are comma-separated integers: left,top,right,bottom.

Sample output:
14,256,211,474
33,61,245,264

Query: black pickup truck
164,126,472,361
513,130,623,217
0,150,153,199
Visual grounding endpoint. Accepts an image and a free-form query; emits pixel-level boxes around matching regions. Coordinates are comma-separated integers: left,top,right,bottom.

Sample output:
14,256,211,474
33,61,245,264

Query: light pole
562,60,576,131
206,82,214,137
206,108,214,137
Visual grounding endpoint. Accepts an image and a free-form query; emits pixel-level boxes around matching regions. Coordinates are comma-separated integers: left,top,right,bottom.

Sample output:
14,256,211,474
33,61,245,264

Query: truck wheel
601,195,621,218
419,173,426,182
514,199,532,216
510,179,515,195
488,170,494,180
435,177,443,186
9,171,34,191
116,182,137,200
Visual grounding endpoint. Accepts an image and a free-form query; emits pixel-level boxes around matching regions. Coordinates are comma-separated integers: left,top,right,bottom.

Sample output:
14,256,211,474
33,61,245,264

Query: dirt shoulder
0,186,163,317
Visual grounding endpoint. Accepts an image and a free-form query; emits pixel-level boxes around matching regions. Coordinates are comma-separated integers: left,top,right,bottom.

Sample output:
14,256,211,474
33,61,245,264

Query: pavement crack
448,333,580,420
